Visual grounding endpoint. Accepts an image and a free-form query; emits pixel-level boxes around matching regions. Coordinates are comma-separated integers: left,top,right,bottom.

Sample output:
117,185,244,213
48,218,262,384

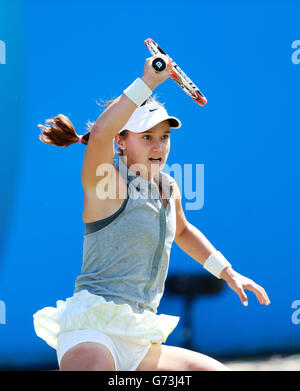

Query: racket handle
152,57,166,72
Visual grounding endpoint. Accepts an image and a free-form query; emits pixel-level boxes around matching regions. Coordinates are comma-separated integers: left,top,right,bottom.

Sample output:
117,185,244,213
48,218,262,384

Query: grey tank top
74,156,177,314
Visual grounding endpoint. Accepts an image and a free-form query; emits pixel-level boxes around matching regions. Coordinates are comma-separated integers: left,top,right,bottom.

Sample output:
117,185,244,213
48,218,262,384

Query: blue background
0,0,300,369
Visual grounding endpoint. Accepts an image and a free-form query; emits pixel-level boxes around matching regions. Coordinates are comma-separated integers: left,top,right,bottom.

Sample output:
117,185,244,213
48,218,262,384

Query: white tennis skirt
33,289,180,353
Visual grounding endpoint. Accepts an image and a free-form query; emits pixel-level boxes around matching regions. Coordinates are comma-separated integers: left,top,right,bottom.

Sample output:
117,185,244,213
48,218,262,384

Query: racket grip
152,57,166,72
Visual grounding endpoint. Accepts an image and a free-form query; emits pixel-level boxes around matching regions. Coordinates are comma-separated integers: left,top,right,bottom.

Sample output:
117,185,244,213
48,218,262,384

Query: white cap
118,102,181,134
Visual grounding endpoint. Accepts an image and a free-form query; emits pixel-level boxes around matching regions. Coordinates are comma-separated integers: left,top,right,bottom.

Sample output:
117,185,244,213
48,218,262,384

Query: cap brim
168,117,181,129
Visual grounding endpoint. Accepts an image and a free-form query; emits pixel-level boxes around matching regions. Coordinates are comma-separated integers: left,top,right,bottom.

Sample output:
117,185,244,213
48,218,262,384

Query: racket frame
144,38,207,106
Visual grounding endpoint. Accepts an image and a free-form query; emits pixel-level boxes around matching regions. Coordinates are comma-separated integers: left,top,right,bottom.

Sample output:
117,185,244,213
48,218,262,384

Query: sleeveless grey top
74,156,177,314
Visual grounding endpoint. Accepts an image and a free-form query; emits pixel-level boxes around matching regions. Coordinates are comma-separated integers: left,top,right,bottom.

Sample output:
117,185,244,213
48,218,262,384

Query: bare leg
136,343,230,371
59,342,115,371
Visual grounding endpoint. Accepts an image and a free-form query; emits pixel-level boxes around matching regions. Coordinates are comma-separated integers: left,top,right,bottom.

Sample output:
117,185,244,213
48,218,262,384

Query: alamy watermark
291,300,300,325
0,40,6,64
95,158,204,210
0,300,6,324
291,40,300,65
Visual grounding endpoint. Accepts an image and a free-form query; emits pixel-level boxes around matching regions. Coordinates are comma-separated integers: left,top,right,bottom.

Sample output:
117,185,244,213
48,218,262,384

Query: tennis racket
144,38,207,107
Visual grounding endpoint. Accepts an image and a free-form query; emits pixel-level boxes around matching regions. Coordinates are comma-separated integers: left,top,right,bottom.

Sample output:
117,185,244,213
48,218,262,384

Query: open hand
220,267,271,307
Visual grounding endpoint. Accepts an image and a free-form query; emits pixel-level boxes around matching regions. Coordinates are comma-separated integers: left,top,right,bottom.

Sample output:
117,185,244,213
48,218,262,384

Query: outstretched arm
172,182,270,307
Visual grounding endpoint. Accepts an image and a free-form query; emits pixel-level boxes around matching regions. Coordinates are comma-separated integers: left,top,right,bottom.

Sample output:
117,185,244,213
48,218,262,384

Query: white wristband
203,251,232,279
123,78,152,107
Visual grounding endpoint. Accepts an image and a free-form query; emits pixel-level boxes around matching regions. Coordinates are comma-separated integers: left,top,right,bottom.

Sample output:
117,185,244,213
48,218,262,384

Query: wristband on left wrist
203,251,232,279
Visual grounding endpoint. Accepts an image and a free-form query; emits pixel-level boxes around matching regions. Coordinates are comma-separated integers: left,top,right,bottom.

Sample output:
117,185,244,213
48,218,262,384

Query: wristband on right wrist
203,251,232,279
123,77,152,107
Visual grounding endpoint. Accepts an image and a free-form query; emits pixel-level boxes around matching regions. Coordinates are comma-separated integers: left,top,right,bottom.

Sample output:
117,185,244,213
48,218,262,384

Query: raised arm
81,55,173,191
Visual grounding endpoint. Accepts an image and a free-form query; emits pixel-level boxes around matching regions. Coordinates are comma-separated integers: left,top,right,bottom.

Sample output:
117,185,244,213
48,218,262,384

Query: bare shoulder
82,166,127,223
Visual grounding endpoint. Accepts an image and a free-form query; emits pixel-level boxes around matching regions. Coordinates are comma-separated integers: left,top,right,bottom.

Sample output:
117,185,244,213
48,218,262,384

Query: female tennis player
33,54,270,371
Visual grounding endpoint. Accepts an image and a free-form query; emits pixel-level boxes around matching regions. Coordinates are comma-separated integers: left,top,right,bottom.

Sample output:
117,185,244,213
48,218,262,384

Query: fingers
149,54,173,72
245,282,271,306
235,281,270,307
237,286,248,306
167,57,174,73
228,272,271,307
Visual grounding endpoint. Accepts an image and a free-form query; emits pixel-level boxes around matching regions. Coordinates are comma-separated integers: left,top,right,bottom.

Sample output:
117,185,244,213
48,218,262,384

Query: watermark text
95,158,204,210
0,300,6,324
291,40,300,65
291,300,300,325
0,40,6,64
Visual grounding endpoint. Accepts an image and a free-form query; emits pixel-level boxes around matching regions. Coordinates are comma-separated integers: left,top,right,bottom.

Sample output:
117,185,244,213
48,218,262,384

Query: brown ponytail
38,94,164,148
38,114,90,147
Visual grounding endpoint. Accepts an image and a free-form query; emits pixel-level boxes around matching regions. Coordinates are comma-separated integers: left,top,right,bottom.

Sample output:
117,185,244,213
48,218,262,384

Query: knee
59,343,115,371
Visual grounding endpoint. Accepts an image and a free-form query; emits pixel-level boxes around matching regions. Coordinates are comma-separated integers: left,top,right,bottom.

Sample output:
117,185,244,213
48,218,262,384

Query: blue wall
0,0,300,368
